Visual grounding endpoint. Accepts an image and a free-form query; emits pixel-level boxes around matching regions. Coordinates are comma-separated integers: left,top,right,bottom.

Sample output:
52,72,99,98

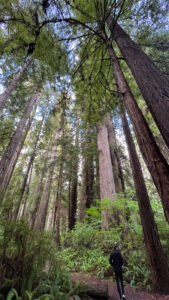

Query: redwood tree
106,18,169,148
121,109,169,294
102,30,169,223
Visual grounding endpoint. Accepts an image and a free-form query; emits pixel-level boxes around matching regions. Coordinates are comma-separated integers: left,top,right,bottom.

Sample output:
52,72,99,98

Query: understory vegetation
1,196,169,299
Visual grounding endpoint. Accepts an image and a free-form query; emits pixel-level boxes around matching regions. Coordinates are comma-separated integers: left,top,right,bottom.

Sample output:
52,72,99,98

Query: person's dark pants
115,271,124,298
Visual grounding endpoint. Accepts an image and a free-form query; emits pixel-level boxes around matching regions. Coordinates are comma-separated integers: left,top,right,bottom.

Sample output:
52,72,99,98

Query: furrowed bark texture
97,118,115,230
0,58,32,110
35,131,60,231
107,18,169,148
103,32,169,223
0,106,37,202
121,110,169,294
0,91,40,201
105,112,124,193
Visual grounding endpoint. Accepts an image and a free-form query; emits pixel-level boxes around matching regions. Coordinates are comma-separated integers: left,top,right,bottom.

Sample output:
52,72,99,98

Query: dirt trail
71,273,169,300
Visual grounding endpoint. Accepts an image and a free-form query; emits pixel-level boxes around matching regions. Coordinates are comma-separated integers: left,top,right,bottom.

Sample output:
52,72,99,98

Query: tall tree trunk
0,58,33,110
97,117,115,230
30,148,49,230
0,91,40,201
103,31,169,223
85,134,94,209
69,123,79,230
21,163,33,218
0,106,37,202
105,112,124,193
13,119,43,220
121,110,169,294
78,157,87,223
106,18,169,148
35,131,60,231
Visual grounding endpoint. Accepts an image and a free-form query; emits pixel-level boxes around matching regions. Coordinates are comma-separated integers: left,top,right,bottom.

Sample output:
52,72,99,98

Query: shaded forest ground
71,273,169,300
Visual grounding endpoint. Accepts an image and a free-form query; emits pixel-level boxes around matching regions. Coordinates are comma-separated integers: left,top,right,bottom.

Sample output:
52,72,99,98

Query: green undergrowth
0,219,87,300
60,197,169,291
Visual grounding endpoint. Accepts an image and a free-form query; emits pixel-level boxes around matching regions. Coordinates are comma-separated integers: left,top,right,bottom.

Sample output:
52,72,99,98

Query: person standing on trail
109,244,126,300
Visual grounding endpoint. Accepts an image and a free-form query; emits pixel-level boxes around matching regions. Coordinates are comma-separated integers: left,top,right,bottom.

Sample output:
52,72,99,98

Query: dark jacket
109,249,123,273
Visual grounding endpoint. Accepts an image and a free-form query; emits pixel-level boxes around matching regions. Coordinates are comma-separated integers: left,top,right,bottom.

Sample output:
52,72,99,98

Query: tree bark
121,110,169,294
105,112,124,193
107,18,169,148
0,58,33,110
35,131,60,231
0,91,40,202
30,148,49,230
13,119,43,220
103,31,169,223
97,117,115,230
78,157,87,223
69,122,79,230
0,105,37,202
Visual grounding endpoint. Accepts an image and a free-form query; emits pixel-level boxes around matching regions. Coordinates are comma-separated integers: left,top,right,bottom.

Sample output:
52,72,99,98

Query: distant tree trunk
97,117,115,230
0,103,37,202
78,157,87,223
107,19,169,148
13,119,43,220
121,110,169,294
69,123,79,230
35,131,60,231
30,148,49,230
85,134,94,209
103,31,169,223
21,163,33,218
53,163,63,248
105,112,124,193
0,58,33,110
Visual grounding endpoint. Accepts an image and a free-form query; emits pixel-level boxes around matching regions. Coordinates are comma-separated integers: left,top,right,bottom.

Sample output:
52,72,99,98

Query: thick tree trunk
121,110,169,294
78,157,87,223
103,32,169,223
105,112,124,193
107,18,169,148
0,91,40,200
13,120,43,220
97,117,115,230
35,131,60,231
0,58,33,110
69,123,79,230
0,106,37,202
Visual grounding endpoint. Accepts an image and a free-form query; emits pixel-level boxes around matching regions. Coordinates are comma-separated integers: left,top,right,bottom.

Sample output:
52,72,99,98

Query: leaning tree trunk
121,110,169,294
35,131,60,231
97,117,115,230
13,119,43,220
106,18,169,148
0,58,33,110
0,103,38,203
69,123,79,231
105,112,124,193
0,91,40,202
103,31,169,223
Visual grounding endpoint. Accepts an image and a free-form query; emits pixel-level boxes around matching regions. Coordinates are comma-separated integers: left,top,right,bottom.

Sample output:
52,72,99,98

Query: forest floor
71,273,169,300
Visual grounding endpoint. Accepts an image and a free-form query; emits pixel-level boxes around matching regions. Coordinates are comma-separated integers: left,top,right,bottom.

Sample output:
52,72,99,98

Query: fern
7,288,21,300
